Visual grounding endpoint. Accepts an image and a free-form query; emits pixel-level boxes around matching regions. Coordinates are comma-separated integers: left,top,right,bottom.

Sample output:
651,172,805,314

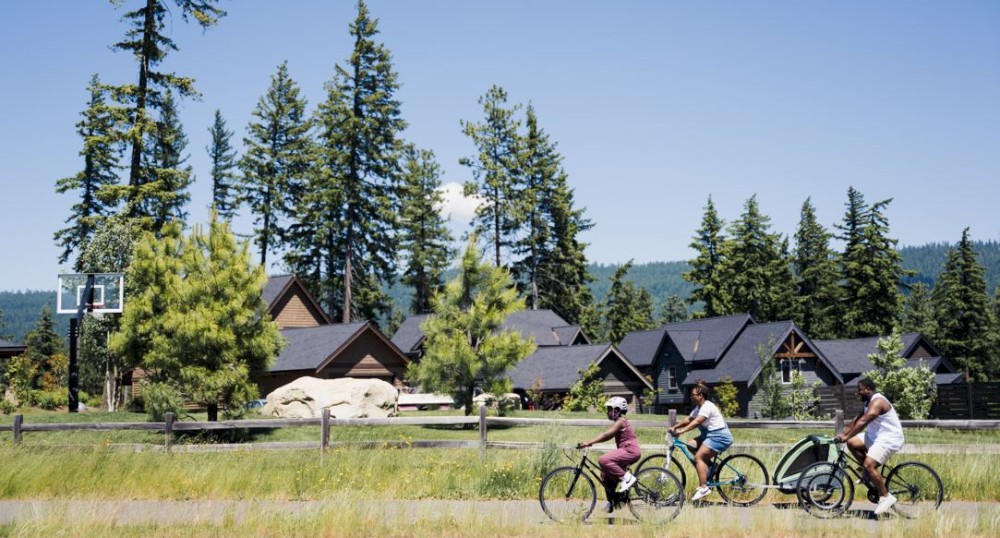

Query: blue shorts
696,427,733,453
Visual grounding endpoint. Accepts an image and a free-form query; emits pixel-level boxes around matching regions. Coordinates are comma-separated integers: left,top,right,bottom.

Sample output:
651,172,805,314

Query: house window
781,359,801,384
667,367,678,392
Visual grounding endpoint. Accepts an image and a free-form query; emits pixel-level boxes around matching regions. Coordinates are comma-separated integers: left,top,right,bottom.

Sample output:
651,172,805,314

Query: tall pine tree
724,195,794,322
901,282,937,336
238,61,312,267
684,196,730,317
145,89,192,231
932,228,998,381
792,198,841,339
55,74,124,270
602,260,655,344
206,109,239,221
291,0,407,323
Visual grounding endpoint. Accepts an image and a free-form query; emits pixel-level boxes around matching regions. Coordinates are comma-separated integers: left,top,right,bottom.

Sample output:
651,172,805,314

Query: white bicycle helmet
604,396,628,412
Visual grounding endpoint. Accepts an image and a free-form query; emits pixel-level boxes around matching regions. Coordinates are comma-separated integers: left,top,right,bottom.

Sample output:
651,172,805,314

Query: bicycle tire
795,461,854,518
885,462,943,518
635,454,688,490
539,466,597,523
713,453,769,506
627,467,684,523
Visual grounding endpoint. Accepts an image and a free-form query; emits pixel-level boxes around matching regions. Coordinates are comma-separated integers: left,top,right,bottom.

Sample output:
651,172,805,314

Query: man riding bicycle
833,377,905,515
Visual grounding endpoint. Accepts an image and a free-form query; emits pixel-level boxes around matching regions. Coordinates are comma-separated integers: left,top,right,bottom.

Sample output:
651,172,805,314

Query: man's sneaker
874,493,897,515
691,486,712,502
616,472,637,492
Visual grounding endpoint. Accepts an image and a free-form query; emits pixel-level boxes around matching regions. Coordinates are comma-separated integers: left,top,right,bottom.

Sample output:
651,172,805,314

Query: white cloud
436,182,483,222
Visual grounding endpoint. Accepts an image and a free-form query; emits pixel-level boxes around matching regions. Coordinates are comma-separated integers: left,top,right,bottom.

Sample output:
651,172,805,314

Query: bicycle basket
772,435,840,494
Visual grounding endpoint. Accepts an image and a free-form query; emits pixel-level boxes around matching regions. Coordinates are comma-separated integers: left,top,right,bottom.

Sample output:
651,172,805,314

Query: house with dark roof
508,344,653,410
812,333,962,386
618,314,842,417
262,274,332,328
0,338,26,360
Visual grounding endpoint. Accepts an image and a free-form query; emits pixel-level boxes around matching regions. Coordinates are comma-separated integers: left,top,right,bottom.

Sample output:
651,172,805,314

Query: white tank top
864,393,904,450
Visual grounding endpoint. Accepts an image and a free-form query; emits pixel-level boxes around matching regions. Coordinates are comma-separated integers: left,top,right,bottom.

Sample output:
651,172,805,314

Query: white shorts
853,433,901,465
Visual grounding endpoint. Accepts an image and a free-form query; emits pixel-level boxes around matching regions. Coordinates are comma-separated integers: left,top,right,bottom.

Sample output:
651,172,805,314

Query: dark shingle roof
812,333,925,377
617,328,668,368
391,314,429,353
508,344,651,392
665,314,754,363
270,322,369,372
692,321,795,384
263,274,294,307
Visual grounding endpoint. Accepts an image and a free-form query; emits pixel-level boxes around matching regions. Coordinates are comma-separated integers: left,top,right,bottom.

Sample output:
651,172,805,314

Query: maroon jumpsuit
598,418,641,495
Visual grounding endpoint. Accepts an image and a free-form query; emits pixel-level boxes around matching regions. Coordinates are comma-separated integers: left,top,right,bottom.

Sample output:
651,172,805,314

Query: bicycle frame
666,433,736,489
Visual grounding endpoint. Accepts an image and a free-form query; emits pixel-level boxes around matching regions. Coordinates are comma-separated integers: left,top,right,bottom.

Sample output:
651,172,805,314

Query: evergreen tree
398,146,454,314
792,198,841,339
106,0,225,223
294,0,407,323
932,228,998,381
725,195,795,322
658,295,689,324
901,282,937,336
145,89,192,231
603,260,655,344
863,329,935,419
837,190,906,337
684,196,730,317
206,109,239,221
109,215,284,421
409,237,535,415
460,85,524,267
513,105,594,323
7,305,67,407
55,74,124,271
238,61,312,267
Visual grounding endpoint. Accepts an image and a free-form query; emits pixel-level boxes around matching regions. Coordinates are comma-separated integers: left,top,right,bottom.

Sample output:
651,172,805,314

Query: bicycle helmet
604,396,628,412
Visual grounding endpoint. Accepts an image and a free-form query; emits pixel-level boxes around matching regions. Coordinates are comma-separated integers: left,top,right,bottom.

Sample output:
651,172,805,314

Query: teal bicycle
636,432,770,506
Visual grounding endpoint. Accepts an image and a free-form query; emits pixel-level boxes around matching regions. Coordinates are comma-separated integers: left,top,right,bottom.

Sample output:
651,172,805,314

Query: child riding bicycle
577,396,641,511
669,383,734,501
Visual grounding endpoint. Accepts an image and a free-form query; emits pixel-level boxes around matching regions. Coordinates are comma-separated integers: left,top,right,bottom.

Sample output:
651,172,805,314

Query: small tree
862,329,935,419
755,339,788,419
408,237,536,415
7,305,67,408
785,371,821,420
714,377,740,418
562,363,605,412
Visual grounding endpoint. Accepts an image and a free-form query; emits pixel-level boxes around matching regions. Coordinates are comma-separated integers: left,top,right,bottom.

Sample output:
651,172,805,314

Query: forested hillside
3,241,999,344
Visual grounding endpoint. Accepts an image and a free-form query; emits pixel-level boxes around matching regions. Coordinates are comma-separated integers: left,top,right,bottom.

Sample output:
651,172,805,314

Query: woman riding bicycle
669,383,734,501
577,396,641,511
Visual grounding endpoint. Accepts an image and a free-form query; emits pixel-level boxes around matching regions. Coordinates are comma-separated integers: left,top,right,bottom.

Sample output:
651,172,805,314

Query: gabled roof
391,310,588,354
617,327,669,368
508,344,652,392
270,322,409,372
666,314,754,364
263,274,332,325
812,333,937,377
391,313,430,354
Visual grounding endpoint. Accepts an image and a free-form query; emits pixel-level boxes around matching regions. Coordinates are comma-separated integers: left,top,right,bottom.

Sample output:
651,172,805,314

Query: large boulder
261,377,398,419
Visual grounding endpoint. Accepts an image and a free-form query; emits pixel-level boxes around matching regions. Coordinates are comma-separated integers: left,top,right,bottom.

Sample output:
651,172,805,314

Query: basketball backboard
57,273,124,314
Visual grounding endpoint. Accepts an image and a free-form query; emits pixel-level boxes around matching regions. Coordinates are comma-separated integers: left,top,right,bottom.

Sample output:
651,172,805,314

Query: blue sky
1,1,998,292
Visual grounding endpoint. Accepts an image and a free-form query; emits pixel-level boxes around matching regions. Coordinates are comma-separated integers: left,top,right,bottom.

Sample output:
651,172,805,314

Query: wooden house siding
318,330,408,383
272,292,325,328
908,343,933,359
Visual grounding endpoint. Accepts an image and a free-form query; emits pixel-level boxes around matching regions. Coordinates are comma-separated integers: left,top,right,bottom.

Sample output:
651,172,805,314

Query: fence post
165,412,174,453
967,381,975,420
834,409,843,434
667,409,676,429
13,414,22,445
321,408,330,451
479,405,488,460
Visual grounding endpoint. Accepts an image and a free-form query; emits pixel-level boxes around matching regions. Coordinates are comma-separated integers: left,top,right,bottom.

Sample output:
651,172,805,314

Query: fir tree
901,282,937,336
460,85,524,267
55,74,124,271
7,305,67,407
658,295,689,324
145,89,192,231
294,0,407,323
932,228,998,381
792,198,841,339
206,109,238,221
107,0,225,223
409,237,535,415
684,196,730,317
603,260,655,344
725,195,794,322
238,61,312,267
398,146,454,314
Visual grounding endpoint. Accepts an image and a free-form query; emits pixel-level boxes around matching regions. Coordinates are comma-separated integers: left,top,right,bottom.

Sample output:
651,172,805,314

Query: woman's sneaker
616,472,637,492
691,486,712,501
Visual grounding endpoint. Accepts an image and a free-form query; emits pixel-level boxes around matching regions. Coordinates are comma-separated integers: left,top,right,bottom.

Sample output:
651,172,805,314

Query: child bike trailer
772,435,840,494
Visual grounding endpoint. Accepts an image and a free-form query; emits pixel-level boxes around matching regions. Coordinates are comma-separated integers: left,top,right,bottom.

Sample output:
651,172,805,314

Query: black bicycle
539,446,685,524
795,435,943,518
635,432,769,506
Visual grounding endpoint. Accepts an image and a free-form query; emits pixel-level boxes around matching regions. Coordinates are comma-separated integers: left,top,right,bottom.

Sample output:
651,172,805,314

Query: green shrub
0,398,16,414
142,382,185,421
33,390,68,410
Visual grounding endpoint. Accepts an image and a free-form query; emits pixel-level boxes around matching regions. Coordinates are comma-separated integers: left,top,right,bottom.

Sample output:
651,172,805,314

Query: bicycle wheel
885,462,943,518
635,454,688,490
796,461,854,518
627,467,684,523
539,466,597,523
713,453,769,506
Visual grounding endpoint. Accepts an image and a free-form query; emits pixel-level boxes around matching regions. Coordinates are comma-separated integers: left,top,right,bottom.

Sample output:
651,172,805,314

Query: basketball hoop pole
68,275,96,413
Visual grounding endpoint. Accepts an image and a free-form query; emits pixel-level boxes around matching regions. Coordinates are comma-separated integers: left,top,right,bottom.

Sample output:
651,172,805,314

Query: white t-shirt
864,393,904,450
690,400,728,432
